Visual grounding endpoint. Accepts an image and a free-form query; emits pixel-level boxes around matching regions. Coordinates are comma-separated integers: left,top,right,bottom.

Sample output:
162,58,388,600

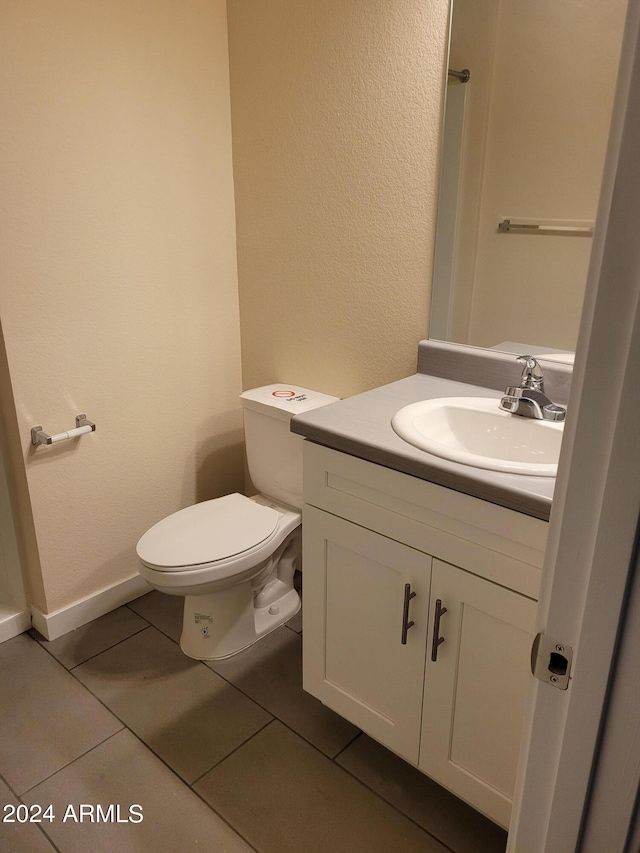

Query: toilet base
180,584,300,661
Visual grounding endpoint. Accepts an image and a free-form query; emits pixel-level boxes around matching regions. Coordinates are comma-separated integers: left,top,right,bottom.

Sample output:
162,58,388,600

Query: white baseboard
31,574,151,641
0,608,32,643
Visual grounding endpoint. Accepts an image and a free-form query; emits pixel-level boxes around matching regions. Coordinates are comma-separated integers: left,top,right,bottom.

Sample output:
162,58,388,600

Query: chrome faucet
499,355,566,421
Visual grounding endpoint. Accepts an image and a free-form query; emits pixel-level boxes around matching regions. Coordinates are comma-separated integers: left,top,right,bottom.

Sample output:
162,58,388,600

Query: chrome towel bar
498,218,594,236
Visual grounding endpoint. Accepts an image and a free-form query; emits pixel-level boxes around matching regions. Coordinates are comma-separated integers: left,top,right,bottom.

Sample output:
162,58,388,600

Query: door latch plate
531,633,573,690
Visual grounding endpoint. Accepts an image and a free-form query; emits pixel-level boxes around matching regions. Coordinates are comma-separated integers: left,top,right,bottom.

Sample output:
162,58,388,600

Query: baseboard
31,574,151,641
0,607,32,643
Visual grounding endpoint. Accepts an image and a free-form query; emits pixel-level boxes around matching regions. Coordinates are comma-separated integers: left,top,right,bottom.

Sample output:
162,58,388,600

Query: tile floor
0,584,507,852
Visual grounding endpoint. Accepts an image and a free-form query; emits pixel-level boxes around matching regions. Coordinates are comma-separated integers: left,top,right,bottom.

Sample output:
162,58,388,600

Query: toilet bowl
136,384,338,660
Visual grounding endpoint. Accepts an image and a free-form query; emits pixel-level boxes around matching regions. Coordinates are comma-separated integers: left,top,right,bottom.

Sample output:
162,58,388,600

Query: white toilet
136,384,338,660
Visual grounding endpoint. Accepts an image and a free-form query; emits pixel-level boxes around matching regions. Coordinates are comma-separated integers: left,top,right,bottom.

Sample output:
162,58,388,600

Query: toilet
136,384,338,660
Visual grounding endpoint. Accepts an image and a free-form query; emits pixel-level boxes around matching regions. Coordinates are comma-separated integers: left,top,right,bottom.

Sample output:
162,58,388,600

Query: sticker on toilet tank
271,390,309,402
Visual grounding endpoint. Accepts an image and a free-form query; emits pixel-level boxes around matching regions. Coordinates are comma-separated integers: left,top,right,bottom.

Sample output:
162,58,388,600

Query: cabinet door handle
431,599,448,661
401,583,417,644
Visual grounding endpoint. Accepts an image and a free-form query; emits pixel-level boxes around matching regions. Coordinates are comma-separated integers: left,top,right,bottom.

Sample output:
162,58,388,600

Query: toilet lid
136,493,280,570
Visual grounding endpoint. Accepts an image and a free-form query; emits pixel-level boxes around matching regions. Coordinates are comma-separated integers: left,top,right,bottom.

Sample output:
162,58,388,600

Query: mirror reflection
430,0,627,360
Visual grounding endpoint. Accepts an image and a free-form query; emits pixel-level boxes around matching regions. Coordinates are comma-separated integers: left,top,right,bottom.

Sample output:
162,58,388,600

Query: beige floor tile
74,626,271,782
23,730,253,853
0,635,123,794
206,625,359,757
33,606,148,669
127,590,184,643
0,777,57,852
336,733,507,853
195,720,448,853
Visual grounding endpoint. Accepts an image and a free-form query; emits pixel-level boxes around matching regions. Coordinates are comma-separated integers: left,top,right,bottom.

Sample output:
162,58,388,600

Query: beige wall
0,1,243,613
228,0,450,399
0,0,451,619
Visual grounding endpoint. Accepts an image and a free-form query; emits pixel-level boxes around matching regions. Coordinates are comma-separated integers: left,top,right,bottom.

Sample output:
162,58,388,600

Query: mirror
429,0,628,361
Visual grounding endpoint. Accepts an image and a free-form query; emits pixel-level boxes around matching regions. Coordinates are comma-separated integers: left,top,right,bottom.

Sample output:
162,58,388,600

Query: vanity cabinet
303,506,431,762
301,442,546,828
419,559,536,826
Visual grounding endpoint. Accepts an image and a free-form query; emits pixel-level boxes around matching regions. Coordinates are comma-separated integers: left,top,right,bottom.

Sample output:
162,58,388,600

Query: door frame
508,1,640,849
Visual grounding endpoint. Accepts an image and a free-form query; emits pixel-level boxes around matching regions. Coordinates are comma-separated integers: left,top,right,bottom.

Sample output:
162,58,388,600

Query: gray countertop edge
291,371,557,522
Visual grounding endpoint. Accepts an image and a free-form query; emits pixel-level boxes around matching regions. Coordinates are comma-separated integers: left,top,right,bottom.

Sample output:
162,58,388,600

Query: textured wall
228,0,450,399
0,0,243,612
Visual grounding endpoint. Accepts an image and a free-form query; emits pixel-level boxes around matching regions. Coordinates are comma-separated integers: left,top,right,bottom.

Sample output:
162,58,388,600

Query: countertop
291,371,558,521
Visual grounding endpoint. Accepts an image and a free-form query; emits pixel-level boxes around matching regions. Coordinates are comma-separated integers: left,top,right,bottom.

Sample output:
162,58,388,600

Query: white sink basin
391,396,564,476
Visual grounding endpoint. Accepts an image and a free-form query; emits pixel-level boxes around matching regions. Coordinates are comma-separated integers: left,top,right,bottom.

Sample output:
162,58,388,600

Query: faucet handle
516,355,544,391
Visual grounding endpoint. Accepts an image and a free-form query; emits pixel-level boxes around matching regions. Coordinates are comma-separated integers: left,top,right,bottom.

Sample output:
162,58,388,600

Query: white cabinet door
419,559,537,828
302,506,431,763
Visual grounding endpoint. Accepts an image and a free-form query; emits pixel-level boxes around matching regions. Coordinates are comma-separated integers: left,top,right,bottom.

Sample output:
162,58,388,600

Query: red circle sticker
272,390,296,398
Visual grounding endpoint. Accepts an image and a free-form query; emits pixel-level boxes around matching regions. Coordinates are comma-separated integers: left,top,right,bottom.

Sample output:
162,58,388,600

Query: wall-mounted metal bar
31,414,96,447
448,67,471,83
498,218,594,236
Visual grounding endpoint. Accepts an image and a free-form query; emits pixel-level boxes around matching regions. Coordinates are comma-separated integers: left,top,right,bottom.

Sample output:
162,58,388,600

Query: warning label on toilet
271,390,309,403
194,613,213,624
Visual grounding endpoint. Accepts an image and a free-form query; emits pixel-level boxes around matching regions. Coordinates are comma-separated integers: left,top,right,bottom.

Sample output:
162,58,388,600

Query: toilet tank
240,385,339,509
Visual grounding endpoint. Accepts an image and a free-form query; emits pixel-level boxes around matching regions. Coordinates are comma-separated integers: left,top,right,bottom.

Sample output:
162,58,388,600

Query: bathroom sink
391,396,564,476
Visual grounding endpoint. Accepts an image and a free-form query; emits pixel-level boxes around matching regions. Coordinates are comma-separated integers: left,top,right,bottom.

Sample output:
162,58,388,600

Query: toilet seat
137,493,280,570
136,493,301,593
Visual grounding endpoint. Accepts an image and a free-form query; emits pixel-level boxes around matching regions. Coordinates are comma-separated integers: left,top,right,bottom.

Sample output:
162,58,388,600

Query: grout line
102,726,264,853
331,730,362,761
330,757,462,853
287,729,463,850
125,603,183,646
200,667,359,761
0,768,22,800
67,624,150,670
198,648,362,763
37,827,63,853
188,709,464,853
190,718,277,787
30,614,153,672
18,729,125,798
0,770,66,853
0,772,65,853
29,824,63,853
16,809,65,853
